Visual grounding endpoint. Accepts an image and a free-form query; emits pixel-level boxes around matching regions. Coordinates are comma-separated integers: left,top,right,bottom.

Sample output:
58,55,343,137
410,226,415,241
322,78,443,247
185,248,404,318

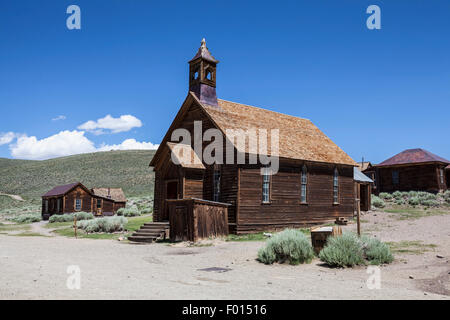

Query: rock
436,254,444,259
409,275,414,279
267,282,272,285
263,233,273,238
118,237,125,241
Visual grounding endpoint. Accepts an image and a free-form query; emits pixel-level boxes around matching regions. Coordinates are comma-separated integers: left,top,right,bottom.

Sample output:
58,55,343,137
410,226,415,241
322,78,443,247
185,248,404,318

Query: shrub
117,206,140,217
10,213,41,223
319,233,365,267
408,191,418,198
395,198,405,205
408,197,419,206
140,206,153,214
360,236,394,265
78,216,128,233
392,191,403,199
319,233,394,267
417,192,436,201
419,199,439,207
379,192,393,200
49,212,94,223
371,196,385,208
257,229,314,265
444,190,450,204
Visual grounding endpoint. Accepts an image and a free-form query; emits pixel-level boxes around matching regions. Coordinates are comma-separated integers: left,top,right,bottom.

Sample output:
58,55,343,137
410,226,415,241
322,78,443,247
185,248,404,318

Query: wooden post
74,215,77,239
356,198,361,236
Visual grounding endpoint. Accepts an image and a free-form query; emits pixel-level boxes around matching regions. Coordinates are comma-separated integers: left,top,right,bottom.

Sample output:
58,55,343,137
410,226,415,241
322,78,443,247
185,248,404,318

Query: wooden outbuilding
147,39,357,237
354,167,373,212
365,149,449,194
41,182,127,220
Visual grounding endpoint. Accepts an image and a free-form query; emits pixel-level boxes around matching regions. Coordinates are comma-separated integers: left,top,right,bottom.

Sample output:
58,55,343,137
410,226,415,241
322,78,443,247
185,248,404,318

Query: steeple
188,38,219,106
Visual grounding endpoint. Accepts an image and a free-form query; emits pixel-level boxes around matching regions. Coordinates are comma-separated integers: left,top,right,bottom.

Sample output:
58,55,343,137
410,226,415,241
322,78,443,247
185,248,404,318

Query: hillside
0,150,156,204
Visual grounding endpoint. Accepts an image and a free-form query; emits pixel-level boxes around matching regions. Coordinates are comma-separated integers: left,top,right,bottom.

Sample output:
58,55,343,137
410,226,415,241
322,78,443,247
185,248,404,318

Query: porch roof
166,142,205,169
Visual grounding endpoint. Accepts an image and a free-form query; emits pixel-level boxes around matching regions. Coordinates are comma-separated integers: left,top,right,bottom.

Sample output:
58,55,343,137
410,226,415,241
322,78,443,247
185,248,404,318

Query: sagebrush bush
419,199,439,207
408,197,420,206
319,233,393,267
395,198,405,205
117,206,140,217
408,191,418,198
10,213,41,223
360,236,394,265
49,212,94,223
319,233,365,267
257,229,314,265
371,196,385,208
444,190,450,204
78,216,127,233
417,192,436,201
379,192,393,200
140,206,153,214
392,191,403,199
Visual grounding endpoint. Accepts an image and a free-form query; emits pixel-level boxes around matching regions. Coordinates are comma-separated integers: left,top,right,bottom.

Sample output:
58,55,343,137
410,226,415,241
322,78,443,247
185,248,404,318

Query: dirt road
0,211,449,299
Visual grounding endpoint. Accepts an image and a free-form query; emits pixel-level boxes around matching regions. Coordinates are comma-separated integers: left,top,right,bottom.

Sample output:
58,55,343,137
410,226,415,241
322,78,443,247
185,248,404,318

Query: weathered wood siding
168,199,229,242
237,161,354,233
64,186,92,213
377,164,442,193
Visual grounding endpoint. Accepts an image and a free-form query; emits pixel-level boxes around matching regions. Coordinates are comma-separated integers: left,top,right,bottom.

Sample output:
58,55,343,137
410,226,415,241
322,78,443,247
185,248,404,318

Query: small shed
354,168,373,212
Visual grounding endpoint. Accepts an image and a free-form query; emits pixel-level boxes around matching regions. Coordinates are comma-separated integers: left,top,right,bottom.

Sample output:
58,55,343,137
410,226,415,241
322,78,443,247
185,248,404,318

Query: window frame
213,168,221,202
44,199,49,213
75,198,82,211
300,165,308,204
333,168,339,205
97,198,102,209
262,167,271,204
392,170,399,185
439,168,444,185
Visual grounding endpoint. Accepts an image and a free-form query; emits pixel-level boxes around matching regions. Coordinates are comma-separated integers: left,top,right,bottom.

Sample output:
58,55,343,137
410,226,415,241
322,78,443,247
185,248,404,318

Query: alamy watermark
170,121,279,175
66,265,81,290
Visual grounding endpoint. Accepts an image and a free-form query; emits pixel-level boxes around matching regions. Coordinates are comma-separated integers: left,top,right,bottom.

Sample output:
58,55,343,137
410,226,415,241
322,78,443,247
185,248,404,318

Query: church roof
377,148,450,167
198,95,356,166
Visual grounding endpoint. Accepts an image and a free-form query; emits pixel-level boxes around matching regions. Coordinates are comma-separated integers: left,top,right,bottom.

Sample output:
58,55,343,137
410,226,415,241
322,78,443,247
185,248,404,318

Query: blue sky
0,0,449,162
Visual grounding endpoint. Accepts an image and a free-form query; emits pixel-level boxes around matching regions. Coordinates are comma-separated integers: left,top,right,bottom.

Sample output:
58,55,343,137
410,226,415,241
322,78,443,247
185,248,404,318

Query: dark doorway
164,181,178,220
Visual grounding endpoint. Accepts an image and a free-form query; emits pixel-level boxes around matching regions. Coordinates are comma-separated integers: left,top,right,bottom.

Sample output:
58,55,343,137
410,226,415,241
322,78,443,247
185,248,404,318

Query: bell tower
189,38,219,106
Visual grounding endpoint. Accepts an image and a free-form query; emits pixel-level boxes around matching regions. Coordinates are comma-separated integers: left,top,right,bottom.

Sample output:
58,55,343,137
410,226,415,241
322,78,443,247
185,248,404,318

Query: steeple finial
201,38,206,48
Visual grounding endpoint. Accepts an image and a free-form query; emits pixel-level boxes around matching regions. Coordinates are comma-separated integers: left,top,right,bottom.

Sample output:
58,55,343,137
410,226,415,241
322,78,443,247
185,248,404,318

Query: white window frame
75,198,82,211
301,165,307,204
333,168,339,204
262,167,271,204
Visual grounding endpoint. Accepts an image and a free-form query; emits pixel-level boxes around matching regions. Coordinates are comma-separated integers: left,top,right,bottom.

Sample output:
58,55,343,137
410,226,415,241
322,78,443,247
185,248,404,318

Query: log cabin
41,182,127,220
147,39,358,236
365,149,449,194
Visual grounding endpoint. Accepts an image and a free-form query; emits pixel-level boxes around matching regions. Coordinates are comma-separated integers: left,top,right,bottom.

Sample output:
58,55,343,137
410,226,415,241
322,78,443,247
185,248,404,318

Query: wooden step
140,225,169,230
133,231,163,237
127,236,154,243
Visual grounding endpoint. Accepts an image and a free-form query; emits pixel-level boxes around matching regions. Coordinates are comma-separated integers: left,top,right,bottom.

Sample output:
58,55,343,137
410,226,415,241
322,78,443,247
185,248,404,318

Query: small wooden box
310,226,342,254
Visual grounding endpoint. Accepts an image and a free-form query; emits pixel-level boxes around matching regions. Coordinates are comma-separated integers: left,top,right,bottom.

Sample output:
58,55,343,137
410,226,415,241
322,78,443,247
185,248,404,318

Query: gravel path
0,210,449,300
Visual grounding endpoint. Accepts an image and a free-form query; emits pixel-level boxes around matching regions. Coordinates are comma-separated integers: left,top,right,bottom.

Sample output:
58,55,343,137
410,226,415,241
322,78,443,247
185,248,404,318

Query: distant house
365,149,449,194
41,182,127,220
91,188,127,214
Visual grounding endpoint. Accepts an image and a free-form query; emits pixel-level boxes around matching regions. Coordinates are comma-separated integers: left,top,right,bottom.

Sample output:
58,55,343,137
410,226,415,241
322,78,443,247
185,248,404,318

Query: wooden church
142,39,357,240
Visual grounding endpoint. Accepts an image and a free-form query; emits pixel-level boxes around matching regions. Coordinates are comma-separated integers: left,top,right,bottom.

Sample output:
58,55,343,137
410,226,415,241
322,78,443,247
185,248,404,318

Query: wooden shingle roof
377,148,450,167
91,188,127,202
200,97,356,166
166,142,205,169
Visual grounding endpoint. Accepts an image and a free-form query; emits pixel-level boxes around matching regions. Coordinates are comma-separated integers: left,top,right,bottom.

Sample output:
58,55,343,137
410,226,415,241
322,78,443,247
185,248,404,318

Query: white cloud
52,115,66,121
78,114,142,134
10,130,96,160
9,130,158,160
0,132,16,146
97,139,159,152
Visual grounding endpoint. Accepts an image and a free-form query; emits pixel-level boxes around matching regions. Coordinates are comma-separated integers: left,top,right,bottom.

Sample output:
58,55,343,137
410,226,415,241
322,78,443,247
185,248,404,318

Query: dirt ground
0,209,449,300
